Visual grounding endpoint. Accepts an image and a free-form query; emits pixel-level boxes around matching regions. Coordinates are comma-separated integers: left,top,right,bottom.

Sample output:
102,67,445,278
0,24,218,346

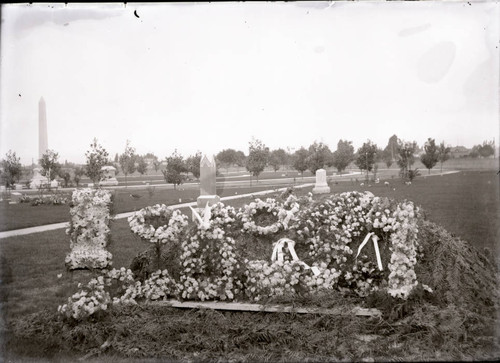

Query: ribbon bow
190,202,212,230
271,238,320,276
355,232,383,271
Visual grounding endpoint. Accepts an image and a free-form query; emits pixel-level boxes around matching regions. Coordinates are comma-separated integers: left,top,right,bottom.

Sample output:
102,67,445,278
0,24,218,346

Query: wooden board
149,300,381,317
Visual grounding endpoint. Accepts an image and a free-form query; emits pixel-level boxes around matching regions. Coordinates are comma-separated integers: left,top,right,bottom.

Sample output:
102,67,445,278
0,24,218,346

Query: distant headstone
197,154,220,208
312,169,331,194
99,165,119,186
30,167,48,189
14,184,23,190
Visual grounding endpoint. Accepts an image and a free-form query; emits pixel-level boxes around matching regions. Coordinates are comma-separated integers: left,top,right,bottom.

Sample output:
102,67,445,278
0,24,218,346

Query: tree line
0,136,496,188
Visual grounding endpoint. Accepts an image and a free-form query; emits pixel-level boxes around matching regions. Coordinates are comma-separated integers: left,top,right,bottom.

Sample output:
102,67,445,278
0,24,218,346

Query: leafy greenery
354,140,378,180
85,138,110,184
186,152,202,180
216,148,239,172
420,138,438,174
268,149,288,172
397,140,418,180
1,150,22,187
73,166,85,187
332,140,354,174
162,150,186,189
39,149,61,181
437,142,451,174
291,147,308,177
305,141,332,175
136,156,148,176
246,138,269,181
119,140,137,186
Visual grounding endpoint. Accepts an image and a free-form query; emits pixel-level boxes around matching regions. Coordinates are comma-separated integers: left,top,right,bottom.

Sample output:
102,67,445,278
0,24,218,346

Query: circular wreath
128,204,188,244
239,198,285,235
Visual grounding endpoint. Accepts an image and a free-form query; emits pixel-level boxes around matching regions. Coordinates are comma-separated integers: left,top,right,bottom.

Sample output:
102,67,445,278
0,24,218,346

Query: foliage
332,140,355,173
39,149,61,181
19,193,69,206
397,140,418,180
118,140,137,185
136,156,148,176
437,142,451,173
216,148,239,172
420,138,439,174
354,141,378,179
162,150,186,189
305,141,332,174
1,150,22,187
234,150,247,169
150,155,161,173
246,138,269,180
382,148,393,168
472,140,495,158
186,152,202,179
84,138,109,184
268,148,288,172
73,166,85,187
291,147,309,176
59,171,70,187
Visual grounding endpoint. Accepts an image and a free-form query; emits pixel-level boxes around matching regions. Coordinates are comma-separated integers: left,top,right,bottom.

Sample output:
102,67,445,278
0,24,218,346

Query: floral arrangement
65,188,113,270
59,191,426,321
128,204,188,244
20,193,68,206
178,203,244,301
239,198,287,235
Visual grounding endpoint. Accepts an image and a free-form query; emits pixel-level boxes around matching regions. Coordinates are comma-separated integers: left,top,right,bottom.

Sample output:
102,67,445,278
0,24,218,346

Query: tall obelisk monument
38,97,48,160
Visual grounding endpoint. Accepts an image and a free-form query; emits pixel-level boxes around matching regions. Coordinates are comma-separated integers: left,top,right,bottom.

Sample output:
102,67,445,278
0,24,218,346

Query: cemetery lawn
1,170,499,361
0,184,289,232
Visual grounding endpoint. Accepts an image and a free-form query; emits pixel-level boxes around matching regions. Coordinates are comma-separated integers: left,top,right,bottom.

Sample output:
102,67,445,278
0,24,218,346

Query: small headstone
312,169,331,194
99,166,119,186
14,184,23,190
197,154,220,208
88,183,94,187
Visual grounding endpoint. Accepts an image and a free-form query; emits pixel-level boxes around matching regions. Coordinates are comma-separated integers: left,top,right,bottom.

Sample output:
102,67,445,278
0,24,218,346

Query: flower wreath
239,198,285,235
128,204,188,244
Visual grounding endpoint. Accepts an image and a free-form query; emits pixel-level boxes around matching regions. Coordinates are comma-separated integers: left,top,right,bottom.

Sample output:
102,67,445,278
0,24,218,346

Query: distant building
450,146,470,158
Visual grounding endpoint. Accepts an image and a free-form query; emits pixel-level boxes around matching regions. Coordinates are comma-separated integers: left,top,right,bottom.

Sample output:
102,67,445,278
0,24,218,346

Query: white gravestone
197,154,220,208
99,165,119,186
312,169,331,194
30,167,49,189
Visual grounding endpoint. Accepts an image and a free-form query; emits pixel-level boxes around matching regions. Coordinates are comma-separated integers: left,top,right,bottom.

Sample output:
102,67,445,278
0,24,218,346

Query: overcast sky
1,1,499,165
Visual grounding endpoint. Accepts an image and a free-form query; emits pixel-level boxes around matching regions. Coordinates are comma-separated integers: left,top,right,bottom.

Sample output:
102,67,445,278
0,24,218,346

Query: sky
1,1,499,165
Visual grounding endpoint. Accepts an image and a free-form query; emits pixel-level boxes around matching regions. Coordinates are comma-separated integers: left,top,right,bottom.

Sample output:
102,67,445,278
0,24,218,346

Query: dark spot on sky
134,10,139,18
63,23,69,26
18,94,21,97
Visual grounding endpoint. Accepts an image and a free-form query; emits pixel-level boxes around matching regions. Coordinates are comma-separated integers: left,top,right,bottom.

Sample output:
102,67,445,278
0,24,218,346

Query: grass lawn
0,184,294,232
1,169,498,361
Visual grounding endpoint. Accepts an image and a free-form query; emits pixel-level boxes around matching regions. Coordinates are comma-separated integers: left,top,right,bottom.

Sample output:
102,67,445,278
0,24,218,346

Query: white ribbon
356,232,384,271
190,202,212,230
271,238,320,276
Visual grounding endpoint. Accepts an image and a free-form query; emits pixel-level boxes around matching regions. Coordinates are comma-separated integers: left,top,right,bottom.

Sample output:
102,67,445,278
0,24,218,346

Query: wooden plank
149,300,381,317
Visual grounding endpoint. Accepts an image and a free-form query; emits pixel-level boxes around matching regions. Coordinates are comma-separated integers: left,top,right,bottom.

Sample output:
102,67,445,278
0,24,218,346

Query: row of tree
0,135,495,188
